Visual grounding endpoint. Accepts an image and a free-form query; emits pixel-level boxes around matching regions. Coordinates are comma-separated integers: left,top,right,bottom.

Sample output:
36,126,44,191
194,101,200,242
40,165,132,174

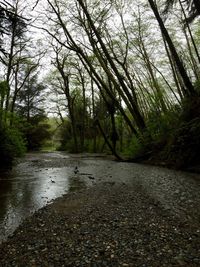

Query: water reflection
0,173,12,225
0,153,89,243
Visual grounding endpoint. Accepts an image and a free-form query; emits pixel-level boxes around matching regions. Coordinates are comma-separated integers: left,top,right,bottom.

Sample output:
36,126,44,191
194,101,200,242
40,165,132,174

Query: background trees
39,0,200,167
1,0,200,168
0,0,50,166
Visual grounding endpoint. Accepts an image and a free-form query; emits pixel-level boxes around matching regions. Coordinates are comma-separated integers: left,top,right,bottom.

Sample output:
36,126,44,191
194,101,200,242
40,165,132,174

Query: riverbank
0,181,200,267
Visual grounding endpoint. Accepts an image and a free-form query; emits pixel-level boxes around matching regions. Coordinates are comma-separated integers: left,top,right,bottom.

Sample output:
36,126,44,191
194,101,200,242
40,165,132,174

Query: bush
146,105,181,141
0,126,26,168
122,135,143,158
57,138,75,152
143,97,200,169
161,118,200,168
25,123,51,151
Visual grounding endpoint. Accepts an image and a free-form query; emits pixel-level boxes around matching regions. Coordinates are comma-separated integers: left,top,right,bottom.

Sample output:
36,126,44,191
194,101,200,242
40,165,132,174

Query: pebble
0,184,199,266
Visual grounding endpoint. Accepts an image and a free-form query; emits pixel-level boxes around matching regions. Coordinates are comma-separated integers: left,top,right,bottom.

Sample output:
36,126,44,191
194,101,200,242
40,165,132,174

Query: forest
0,0,200,169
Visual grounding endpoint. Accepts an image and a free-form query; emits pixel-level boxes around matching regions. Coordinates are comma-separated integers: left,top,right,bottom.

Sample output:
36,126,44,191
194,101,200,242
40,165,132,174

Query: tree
148,0,196,97
15,71,50,150
164,0,200,23
51,47,79,152
35,0,200,163
0,0,28,121
16,72,45,121
0,1,25,53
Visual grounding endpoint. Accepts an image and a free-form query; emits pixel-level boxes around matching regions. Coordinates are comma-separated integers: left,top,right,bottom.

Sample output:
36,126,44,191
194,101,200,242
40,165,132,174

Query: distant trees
0,1,50,166
44,0,143,153
1,0,200,167
0,1,27,116
38,0,200,164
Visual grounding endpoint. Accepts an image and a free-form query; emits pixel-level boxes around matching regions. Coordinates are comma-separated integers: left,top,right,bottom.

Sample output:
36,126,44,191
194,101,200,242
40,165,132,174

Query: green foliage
0,125,26,168
122,135,145,158
121,98,200,168
121,106,180,158
58,138,76,153
194,79,200,94
133,97,200,168
157,97,200,168
57,120,72,151
0,81,8,99
160,118,200,168
146,105,181,141
180,97,200,121
5,128,26,156
83,137,107,153
23,116,52,151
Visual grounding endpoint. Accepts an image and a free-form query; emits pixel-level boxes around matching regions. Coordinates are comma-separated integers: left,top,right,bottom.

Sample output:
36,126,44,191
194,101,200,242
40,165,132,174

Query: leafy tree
0,117,26,168
0,1,24,53
30,0,200,166
24,114,51,150
16,73,51,150
17,73,45,120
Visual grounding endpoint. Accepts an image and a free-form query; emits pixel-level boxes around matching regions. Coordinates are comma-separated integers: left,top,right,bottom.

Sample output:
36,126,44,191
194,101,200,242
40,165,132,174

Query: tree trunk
179,0,200,65
77,0,146,131
96,119,122,160
91,77,97,152
194,0,200,15
148,0,196,97
162,35,184,99
48,0,140,136
79,71,86,152
64,77,78,153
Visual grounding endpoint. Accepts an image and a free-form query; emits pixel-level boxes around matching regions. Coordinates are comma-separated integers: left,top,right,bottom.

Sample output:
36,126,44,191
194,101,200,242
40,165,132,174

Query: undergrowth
127,97,200,169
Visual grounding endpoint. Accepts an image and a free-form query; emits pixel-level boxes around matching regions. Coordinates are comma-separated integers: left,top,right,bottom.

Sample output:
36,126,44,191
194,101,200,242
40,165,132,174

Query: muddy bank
0,182,200,266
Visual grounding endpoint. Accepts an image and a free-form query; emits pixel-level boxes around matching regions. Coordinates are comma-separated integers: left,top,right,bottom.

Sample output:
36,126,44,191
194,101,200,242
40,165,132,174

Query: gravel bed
0,182,199,267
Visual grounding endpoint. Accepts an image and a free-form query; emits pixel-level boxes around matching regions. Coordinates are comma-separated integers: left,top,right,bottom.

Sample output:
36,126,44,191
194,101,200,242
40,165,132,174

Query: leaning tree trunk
194,0,200,15
91,77,97,153
64,77,78,153
179,0,200,65
148,0,196,97
96,119,122,160
47,0,140,136
77,0,146,132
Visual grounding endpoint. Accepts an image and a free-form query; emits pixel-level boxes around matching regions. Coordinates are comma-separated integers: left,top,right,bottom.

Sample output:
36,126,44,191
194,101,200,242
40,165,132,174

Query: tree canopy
1,0,200,168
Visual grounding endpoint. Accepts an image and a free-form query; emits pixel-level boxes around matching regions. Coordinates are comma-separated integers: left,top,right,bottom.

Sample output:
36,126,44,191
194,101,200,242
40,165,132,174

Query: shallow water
1,152,200,243
0,152,94,242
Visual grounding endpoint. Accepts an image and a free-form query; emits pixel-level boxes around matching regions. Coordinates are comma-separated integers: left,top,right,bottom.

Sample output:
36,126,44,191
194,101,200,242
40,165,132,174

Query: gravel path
0,181,200,266
0,153,200,266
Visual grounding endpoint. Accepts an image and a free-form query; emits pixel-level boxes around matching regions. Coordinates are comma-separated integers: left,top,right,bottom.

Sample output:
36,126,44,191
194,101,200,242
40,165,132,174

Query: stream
1,151,200,244
0,152,95,242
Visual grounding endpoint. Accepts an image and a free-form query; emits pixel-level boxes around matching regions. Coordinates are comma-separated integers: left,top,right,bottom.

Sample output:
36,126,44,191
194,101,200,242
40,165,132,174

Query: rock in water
74,166,79,174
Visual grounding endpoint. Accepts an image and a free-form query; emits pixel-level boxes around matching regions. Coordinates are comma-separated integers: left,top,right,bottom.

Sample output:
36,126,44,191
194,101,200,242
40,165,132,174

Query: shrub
122,134,147,159
25,122,51,151
162,118,200,168
0,126,26,168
